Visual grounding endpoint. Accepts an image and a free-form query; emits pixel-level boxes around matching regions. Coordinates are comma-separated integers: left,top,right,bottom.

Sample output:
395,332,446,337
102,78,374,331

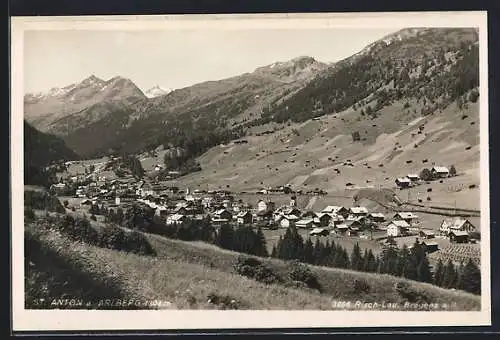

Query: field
155,101,480,207
25,213,481,311
428,243,481,266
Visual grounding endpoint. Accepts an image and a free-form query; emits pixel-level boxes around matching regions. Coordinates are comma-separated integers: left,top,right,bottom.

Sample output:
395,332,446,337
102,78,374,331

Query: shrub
70,217,99,244
53,215,99,245
287,260,321,291
394,281,431,304
468,89,479,103
98,224,156,256
420,168,433,181
353,279,371,294
232,256,281,284
449,165,457,177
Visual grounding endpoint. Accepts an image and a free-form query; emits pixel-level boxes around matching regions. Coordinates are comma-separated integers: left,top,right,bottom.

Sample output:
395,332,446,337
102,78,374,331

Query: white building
278,214,299,228
439,218,476,235
387,220,411,237
431,166,450,178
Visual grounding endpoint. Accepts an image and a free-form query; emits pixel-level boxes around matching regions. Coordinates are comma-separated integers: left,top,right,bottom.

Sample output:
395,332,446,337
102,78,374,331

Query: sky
24,28,401,94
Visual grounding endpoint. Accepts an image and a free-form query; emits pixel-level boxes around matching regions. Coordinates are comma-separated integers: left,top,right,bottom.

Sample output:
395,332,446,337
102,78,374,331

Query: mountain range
24,28,479,172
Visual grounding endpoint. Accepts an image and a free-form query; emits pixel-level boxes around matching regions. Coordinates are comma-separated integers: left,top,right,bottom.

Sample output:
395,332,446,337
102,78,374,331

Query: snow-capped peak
144,85,173,98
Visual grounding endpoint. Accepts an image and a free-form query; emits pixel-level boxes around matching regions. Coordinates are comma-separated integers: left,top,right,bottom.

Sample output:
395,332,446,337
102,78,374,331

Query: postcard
11,11,491,331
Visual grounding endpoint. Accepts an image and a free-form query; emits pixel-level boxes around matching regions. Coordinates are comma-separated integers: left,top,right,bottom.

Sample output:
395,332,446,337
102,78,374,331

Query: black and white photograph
11,12,491,331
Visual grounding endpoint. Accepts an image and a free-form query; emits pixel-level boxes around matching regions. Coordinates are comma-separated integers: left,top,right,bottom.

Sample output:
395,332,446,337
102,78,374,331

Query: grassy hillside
25,217,481,310
156,98,479,211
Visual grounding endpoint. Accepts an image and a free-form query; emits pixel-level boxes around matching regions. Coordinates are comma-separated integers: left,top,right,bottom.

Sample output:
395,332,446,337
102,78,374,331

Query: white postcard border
11,11,491,331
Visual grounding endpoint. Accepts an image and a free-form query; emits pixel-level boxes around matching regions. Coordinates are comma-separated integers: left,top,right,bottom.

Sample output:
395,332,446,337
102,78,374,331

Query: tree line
105,204,268,257
270,225,480,295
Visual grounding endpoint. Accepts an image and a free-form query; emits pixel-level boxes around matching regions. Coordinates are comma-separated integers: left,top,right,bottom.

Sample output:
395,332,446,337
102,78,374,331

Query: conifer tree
326,241,337,266
409,239,432,282
215,223,235,250
433,259,445,287
458,259,481,295
417,255,433,283
276,235,283,258
350,242,363,271
455,261,464,285
396,245,411,277
303,238,315,264
334,246,350,269
442,260,458,289
343,248,351,269
320,239,332,266
255,226,269,257
363,249,378,272
362,249,369,271
277,226,305,260
380,243,399,275
313,238,324,265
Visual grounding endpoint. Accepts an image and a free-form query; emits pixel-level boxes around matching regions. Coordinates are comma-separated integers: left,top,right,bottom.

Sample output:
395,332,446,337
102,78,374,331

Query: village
49,158,479,260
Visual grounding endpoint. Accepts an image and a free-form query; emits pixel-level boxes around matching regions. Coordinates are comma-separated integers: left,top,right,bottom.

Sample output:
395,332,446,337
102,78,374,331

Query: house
393,212,419,225
395,177,412,188
419,229,436,239
315,212,332,227
257,200,275,212
407,174,421,182
50,182,67,194
349,206,369,217
334,224,350,235
439,218,476,236
278,215,299,228
310,227,329,236
322,205,349,218
274,207,301,221
387,220,411,237
296,218,314,229
368,212,386,223
155,206,168,217
328,214,345,227
449,230,469,243
166,214,188,225
431,166,450,178
213,209,232,221
421,241,439,253
236,211,253,225
222,199,233,209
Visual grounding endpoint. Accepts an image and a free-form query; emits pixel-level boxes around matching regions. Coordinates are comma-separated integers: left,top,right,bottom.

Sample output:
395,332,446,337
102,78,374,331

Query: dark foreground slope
25,215,480,310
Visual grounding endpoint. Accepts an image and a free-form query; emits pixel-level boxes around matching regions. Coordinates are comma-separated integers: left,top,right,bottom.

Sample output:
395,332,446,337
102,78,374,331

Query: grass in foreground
25,219,481,310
